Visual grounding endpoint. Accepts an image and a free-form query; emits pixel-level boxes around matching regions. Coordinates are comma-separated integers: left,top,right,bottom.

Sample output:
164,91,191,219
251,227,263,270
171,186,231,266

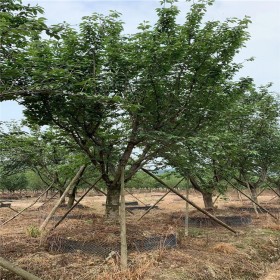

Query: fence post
120,166,127,269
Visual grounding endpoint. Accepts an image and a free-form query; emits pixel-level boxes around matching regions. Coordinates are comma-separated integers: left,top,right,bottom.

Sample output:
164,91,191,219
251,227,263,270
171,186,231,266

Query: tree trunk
189,176,214,210
106,183,121,221
249,183,259,204
59,190,66,204
67,185,77,208
202,191,214,210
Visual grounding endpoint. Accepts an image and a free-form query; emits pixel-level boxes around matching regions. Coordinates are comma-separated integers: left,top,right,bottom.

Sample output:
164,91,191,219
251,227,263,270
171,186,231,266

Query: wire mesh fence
47,233,177,258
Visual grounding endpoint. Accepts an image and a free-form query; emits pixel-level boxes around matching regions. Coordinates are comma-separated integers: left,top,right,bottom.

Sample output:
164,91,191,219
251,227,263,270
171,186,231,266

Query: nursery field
0,189,280,280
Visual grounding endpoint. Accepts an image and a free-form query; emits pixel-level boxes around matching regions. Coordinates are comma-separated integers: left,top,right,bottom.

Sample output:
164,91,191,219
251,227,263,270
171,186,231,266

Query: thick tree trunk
105,183,121,221
189,176,214,210
201,191,214,210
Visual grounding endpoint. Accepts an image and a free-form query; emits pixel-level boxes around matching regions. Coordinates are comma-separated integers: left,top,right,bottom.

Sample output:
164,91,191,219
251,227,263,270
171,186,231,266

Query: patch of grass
26,225,41,238
188,228,204,238
85,219,92,225
260,228,280,236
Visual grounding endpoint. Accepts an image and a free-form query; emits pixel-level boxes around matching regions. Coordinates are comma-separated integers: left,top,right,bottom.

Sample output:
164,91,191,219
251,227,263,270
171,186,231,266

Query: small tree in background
0,173,28,193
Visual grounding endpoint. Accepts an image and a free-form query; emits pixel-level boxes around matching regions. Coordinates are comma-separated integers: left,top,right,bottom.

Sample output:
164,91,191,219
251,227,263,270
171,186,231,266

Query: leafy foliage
0,172,28,192
1,0,279,216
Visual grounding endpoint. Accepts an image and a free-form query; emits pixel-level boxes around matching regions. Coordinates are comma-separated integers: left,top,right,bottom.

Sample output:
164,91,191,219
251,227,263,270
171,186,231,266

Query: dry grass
210,243,238,254
1,190,280,279
93,254,155,280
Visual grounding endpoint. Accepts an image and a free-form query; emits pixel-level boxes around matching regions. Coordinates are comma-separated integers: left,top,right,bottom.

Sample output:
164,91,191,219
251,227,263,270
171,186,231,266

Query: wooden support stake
51,176,102,231
39,165,86,232
138,178,184,221
0,257,41,280
120,167,128,270
226,180,278,220
142,168,237,234
1,183,54,226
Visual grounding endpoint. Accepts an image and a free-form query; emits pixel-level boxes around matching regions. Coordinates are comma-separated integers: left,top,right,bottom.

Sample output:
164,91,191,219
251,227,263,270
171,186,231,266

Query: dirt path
263,260,280,280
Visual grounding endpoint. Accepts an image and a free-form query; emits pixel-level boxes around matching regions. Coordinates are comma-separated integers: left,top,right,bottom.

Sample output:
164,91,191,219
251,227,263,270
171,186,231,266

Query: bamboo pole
0,257,41,280
1,183,54,226
226,180,278,220
39,165,86,232
120,167,128,270
185,184,190,237
138,178,184,221
51,176,102,231
142,168,237,234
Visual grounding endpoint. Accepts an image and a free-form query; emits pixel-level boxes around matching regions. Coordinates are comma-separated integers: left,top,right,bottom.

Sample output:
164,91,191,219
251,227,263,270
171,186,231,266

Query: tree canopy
1,0,279,217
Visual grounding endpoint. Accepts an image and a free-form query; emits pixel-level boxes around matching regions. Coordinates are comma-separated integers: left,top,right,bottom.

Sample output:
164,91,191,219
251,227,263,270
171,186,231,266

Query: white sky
1,0,280,122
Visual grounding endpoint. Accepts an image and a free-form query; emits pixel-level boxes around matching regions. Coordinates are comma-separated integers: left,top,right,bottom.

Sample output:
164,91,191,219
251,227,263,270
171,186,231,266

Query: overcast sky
1,0,279,122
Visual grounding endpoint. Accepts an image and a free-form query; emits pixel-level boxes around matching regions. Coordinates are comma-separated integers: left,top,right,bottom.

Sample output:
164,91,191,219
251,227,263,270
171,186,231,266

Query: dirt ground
0,189,280,280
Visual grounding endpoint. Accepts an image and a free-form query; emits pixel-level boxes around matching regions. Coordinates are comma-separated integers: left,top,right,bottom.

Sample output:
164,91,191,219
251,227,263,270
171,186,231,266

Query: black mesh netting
47,234,177,257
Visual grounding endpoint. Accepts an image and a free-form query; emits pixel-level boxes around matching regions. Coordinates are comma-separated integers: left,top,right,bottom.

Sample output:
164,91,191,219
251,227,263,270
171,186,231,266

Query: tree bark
201,191,214,210
67,185,77,208
249,183,259,204
105,183,121,221
189,176,214,210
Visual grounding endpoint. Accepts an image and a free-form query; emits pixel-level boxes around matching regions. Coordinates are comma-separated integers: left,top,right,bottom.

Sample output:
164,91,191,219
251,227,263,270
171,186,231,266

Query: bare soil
0,189,280,280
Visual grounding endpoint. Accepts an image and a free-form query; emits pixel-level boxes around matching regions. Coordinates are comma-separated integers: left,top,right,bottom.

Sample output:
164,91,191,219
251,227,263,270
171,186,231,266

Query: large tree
1,0,253,219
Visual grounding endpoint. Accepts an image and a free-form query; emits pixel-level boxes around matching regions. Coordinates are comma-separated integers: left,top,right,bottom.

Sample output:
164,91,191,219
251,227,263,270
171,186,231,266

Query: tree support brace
0,257,41,280
142,168,237,234
138,178,184,221
51,176,103,231
226,180,278,220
